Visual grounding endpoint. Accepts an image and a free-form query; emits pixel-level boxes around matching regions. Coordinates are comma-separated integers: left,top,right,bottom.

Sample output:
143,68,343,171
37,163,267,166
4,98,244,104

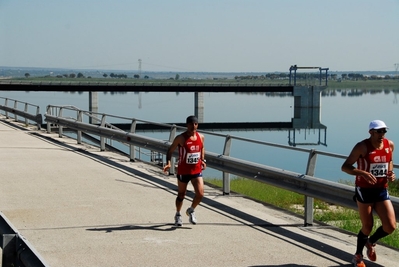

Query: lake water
1,89,399,182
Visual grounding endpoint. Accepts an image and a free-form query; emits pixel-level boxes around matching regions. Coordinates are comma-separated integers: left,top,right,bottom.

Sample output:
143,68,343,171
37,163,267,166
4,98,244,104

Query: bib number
186,152,200,164
370,163,388,177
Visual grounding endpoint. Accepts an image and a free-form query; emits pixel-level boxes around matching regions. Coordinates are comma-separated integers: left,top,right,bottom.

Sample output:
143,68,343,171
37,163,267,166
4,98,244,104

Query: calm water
1,89,399,182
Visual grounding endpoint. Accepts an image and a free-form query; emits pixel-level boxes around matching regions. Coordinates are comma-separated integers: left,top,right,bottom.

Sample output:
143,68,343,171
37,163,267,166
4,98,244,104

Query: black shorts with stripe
177,173,202,183
354,186,390,203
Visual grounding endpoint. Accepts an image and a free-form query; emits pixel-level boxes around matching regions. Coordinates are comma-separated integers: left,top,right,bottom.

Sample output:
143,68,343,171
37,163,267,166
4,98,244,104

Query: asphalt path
1,117,398,267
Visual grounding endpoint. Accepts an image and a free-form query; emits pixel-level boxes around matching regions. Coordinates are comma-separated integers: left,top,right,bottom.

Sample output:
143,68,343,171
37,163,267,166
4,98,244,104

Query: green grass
204,177,399,249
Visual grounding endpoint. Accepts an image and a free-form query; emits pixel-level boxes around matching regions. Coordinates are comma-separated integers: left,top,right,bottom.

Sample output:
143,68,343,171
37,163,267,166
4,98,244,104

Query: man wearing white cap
342,120,396,267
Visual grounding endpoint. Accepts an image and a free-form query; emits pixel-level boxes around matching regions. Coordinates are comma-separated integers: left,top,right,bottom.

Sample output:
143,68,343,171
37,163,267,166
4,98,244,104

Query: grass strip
204,177,399,249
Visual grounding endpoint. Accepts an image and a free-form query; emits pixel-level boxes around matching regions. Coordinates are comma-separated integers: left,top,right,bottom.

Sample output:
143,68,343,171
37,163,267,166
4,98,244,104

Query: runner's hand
362,172,377,185
163,164,171,173
387,171,396,182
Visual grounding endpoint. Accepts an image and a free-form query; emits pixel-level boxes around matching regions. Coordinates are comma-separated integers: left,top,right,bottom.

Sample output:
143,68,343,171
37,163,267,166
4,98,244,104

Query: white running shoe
174,214,182,226
186,207,197,224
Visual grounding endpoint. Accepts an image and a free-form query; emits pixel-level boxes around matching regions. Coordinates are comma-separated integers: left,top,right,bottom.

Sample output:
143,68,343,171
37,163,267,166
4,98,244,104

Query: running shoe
365,240,376,261
186,207,197,224
352,254,366,267
174,214,182,227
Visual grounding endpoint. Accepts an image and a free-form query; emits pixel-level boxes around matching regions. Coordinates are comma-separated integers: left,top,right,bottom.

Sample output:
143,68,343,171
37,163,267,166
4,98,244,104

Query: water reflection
322,88,399,97
289,107,326,147
1,88,398,183
120,106,327,148
104,91,327,147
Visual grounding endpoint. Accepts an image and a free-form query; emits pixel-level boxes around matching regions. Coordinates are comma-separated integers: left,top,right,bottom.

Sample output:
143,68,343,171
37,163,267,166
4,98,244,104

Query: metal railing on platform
43,105,399,227
0,97,42,129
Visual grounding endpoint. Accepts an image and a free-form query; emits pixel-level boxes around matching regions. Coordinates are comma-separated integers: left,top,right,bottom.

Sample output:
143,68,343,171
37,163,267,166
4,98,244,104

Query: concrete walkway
1,117,398,267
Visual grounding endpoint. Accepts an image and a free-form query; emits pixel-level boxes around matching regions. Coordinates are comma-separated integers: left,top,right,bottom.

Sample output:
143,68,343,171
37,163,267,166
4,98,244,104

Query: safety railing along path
2,108,399,267
43,105,399,226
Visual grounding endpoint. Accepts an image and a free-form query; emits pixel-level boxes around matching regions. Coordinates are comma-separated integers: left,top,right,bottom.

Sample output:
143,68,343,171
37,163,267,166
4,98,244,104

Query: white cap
369,120,388,130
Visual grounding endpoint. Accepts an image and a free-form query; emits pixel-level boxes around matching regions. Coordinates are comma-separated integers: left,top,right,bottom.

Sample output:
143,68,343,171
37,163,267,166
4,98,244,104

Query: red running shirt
177,132,203,175
356,138,392,188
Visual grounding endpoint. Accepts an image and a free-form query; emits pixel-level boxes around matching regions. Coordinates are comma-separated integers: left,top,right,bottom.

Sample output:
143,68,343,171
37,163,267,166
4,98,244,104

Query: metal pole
304,149,317,226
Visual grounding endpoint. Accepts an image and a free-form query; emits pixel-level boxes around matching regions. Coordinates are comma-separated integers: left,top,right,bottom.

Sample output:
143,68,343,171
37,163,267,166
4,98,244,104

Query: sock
355,230,368,255
176,211,181,216
369,226,389,244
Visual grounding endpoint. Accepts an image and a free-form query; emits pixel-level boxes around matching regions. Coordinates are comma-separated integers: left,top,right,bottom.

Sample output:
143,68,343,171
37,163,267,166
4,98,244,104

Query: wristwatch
202,159,206,163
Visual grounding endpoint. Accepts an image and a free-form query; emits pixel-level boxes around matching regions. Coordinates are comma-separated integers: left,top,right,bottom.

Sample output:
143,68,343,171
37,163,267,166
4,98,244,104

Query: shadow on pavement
31,132,386,267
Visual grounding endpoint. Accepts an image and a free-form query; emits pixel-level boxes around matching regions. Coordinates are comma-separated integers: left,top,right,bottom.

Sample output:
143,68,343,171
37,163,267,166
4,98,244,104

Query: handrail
44,105,399,226
0,97,42,129
0,212,49,267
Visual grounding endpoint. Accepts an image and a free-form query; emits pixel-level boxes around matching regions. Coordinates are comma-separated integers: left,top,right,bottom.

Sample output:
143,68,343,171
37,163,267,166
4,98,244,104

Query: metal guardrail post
13,101,18,122
4,98,9,118
24,103,28,126
46,106,51,133
58,107,64,137
77,110,83,144
36,106,42,130
100,115,106,151
222,135,232,195
168,125,177,175
129,119,137,161
304,149,317,226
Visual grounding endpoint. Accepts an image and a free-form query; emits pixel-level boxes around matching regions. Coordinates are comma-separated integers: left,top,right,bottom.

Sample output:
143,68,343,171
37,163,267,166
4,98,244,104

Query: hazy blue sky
1,0,399,73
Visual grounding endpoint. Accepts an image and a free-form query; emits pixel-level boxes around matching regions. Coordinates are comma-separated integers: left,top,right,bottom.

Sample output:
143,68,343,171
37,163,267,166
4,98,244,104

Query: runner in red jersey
342,120,396,267
163,115,206,226
355,138,392,188
176,131,203,176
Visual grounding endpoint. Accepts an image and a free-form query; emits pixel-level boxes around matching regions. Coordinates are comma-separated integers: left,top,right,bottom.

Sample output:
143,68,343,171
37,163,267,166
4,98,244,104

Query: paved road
1,117,398,267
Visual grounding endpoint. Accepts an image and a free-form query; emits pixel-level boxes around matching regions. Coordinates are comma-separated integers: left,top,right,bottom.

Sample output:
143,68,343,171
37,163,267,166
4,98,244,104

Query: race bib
370,163,389,177
186,152,200,164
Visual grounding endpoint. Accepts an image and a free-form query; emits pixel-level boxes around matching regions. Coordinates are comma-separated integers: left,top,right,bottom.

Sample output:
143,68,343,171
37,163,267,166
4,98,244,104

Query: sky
1,0,399,73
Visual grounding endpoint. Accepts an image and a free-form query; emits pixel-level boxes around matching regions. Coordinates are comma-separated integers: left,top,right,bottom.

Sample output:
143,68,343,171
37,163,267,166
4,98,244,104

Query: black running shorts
354,186,390,203
177,173,202,183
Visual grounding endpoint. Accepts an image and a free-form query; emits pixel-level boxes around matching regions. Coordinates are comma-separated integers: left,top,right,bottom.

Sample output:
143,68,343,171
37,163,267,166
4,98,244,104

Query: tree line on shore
234,73,399,81
23,71,399,81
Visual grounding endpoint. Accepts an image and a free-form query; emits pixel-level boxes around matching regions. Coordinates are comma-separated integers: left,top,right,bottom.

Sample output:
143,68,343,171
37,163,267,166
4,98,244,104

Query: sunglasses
375,129,387,134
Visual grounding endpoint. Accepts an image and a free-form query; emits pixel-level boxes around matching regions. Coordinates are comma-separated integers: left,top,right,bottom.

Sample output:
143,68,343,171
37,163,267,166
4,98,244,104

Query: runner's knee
176,195,184,202
197,190,204,198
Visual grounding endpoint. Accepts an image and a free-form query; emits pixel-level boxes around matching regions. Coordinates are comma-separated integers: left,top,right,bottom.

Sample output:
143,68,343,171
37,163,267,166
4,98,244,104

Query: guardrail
0,97,42,129
0,212,48,267
44,105,399,227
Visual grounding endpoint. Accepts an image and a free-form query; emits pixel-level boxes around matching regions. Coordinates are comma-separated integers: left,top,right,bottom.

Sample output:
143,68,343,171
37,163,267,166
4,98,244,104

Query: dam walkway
1,118,398,267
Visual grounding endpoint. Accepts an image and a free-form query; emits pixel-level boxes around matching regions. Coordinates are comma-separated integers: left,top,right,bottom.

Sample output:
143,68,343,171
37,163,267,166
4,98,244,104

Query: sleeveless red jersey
356,138,392,188
177,132,203,175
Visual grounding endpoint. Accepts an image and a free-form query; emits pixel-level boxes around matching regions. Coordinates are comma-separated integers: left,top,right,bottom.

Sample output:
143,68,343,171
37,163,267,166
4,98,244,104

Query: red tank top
177,132,203,175
356,138,392,188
